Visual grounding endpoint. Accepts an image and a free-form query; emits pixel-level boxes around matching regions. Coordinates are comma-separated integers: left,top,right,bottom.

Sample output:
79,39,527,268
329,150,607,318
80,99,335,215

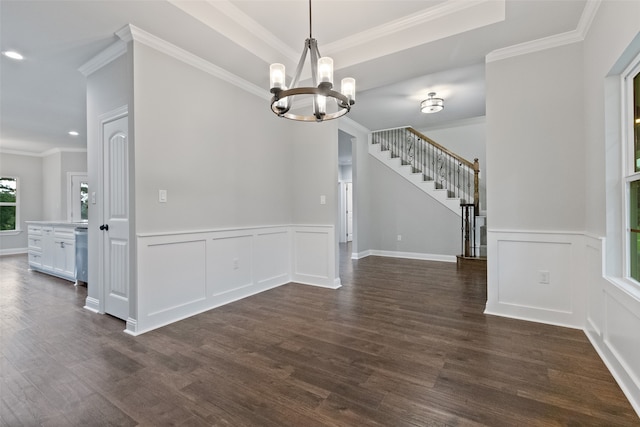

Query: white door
102,115,130,320
346,182,353,242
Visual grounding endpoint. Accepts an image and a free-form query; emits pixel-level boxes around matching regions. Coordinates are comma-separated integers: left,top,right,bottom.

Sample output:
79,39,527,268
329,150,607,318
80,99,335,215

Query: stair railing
372,127,480,213
461,203,477,257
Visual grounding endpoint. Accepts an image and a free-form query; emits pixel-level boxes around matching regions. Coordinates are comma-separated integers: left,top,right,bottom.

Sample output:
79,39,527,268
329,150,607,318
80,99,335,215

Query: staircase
370,127,486,265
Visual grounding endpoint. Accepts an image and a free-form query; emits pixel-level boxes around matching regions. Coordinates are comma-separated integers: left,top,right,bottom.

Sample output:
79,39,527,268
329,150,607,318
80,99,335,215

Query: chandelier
269,0,355,122
420,92,444,113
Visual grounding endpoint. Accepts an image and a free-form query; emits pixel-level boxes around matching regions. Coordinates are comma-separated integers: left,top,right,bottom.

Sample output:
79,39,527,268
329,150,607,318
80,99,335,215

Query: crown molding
324,0,503,55
339,117,371,135
41,147,87,157
576,0,602,39
122,24,267,100
486,29,583,63
486,0,601,63
78,39,127,76
203,0,299,63
0,147,87,158
419,115,486,132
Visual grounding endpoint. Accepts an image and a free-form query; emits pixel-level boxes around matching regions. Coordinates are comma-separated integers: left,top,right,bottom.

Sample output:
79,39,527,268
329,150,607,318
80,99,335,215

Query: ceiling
0,0,589,155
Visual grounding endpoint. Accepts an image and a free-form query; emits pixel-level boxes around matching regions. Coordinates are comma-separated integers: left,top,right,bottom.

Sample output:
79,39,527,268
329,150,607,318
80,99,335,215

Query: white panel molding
485,230,586,329
486,0,602,63
291,226,339,289
117,24,267,100
78,39,128,76
129,224,336,334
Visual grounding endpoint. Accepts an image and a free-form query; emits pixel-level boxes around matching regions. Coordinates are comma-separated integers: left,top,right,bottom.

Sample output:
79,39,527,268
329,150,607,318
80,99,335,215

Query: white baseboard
84,297,100,313
0,247,27,256
585,328,640,418
368,249,456,263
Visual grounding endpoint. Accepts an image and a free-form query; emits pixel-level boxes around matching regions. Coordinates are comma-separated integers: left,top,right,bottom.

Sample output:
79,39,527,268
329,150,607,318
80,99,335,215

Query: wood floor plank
1,248,638,426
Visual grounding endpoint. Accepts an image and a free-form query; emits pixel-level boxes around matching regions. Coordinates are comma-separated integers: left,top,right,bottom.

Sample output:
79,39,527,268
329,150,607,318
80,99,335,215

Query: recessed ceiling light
2,50,24,60
68,131,79,136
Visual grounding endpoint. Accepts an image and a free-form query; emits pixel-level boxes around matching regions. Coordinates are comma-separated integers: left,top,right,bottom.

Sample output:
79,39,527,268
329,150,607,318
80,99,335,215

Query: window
626,63,640,281
68,173,88,222
0,177,18,231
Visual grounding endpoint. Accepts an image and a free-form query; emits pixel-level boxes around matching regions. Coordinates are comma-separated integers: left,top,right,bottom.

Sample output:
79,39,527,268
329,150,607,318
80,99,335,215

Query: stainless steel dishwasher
74,226,88,285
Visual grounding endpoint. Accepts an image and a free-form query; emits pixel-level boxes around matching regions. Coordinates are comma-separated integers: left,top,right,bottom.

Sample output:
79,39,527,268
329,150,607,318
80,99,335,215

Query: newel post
473,158,480,215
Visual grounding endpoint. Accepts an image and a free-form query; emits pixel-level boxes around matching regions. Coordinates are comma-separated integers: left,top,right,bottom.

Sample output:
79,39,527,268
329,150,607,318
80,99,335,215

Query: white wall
42,152,62,220
487,42,585,232
368,157,460,258
419,117,487,213
85,44,133,313
109,33,340,333
290,120,339,225
41,150,87,221
132,43,292,233
59,151,87,221
0,153,43,253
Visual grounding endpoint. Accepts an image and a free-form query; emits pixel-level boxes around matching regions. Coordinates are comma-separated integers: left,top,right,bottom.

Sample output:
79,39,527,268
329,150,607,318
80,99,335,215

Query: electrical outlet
320,195,326,205
159,189,167,203
538,270,550,284
397,234,402,241
233,258,239,270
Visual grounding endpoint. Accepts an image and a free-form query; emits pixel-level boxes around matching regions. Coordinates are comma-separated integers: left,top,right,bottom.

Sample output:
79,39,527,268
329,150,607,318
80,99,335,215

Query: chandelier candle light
269,0,355,122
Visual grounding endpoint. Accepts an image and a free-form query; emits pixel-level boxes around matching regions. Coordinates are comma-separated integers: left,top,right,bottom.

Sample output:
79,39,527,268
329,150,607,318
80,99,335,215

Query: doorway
99,110,130,321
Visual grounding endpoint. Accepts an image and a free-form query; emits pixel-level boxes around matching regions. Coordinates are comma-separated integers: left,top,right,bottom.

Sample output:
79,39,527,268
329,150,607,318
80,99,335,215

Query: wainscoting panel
140,238,208,318
291,225,339,288
585,238,604,336
496,240,572,312
208,234,253,296
583,234,640,417
254,230,290,286
486,230,584,328
604,291,640,388
132,225,336,334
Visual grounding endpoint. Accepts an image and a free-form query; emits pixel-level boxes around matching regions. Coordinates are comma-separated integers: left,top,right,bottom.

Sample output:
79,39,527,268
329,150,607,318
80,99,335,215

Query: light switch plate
159,189,167,203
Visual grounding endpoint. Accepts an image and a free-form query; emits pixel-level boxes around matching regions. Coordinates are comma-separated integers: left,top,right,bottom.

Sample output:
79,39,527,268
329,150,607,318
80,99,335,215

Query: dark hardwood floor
1,246,638,426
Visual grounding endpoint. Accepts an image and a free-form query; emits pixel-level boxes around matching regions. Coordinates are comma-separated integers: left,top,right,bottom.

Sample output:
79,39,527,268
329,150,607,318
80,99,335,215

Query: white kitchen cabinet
27,222,78,282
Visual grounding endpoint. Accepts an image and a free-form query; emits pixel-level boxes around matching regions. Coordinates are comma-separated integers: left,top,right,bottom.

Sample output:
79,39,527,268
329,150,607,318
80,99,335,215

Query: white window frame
622,54,640,285
0,176,20,234
67,172,89,223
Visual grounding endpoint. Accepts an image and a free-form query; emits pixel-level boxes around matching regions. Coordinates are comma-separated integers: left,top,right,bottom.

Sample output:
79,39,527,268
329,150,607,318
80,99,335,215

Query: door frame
96,105,129,316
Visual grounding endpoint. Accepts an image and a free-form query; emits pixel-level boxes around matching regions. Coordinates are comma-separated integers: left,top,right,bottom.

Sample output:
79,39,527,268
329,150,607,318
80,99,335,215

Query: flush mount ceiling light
269,0,355,122
68,130,79,136
420,92,444,114
2,50,24,60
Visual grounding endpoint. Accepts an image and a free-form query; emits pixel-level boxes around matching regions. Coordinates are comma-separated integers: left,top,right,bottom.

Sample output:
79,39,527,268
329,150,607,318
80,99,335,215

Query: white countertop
26,220,89,228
